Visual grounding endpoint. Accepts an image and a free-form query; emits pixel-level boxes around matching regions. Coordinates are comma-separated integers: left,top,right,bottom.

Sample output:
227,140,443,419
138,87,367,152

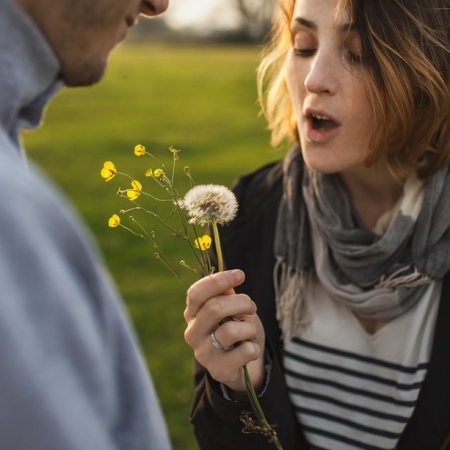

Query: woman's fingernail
230,269,244,283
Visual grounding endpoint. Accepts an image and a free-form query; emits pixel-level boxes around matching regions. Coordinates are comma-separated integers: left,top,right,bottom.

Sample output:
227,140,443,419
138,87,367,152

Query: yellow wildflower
194,235,212,251
134,144,146,156
145,168,153,177
101,161,117,182
127,180,142,200
154,169,164,178
108,214,120,228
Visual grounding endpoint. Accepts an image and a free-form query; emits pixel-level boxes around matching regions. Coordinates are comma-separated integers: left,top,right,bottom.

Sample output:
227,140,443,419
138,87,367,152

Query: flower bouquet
100,145,283,449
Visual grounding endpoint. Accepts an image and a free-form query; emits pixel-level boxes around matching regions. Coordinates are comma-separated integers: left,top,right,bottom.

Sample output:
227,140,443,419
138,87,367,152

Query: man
0,0,171,449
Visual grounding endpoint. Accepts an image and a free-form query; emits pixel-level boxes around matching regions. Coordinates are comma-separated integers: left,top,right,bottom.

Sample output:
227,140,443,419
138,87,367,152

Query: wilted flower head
181,184,238,226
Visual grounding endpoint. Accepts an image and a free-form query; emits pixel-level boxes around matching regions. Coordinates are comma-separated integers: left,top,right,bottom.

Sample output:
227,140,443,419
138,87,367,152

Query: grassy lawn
23,42,283,449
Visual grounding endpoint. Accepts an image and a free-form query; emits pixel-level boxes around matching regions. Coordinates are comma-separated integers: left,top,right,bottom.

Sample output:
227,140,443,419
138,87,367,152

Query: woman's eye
294,48,316,57
348,51,364,64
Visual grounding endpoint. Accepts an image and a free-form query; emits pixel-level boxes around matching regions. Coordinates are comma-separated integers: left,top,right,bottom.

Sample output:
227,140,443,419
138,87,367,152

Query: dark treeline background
131,0,276,44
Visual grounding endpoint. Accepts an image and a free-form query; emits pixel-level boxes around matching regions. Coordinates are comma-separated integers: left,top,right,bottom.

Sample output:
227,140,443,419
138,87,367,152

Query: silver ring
210,331,231,351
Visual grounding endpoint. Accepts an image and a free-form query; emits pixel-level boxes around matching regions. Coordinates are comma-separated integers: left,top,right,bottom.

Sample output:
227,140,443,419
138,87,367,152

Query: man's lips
125,15,137,27
119,15,137,42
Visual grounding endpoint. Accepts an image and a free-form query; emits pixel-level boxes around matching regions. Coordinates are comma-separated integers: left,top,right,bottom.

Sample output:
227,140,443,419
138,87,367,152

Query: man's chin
61,60,107,87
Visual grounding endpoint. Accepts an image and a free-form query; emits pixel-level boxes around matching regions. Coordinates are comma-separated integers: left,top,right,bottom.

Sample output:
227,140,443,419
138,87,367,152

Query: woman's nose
140,0,169,17
304,51,337,95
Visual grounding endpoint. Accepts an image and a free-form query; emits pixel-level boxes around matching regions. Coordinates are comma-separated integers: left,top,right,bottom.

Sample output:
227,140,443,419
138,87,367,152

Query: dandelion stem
211,219,224,272
212,219,282,449
243,366,283,449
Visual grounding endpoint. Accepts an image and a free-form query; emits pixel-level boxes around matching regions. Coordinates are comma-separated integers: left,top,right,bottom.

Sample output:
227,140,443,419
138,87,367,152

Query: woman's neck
338,162,405,230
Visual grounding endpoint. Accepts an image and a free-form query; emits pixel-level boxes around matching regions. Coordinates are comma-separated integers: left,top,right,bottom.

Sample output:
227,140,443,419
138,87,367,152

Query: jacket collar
0,0,62,155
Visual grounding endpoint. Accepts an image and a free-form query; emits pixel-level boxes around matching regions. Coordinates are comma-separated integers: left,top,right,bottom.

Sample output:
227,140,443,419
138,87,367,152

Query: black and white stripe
283,279,441,449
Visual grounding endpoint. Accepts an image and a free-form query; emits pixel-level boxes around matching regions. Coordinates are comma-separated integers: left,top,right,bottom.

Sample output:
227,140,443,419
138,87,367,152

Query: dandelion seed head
181,184,238,226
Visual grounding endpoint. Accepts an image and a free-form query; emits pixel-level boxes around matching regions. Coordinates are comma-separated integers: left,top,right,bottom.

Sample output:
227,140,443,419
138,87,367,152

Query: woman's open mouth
306,112,341,142
311,114,338,131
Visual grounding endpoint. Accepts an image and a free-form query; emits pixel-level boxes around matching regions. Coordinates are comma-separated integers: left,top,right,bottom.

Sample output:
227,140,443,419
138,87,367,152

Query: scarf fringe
274,257,312,341
375,265,431,289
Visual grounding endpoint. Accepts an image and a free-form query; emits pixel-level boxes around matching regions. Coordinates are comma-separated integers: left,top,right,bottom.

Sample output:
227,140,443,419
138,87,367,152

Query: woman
184,0,450,448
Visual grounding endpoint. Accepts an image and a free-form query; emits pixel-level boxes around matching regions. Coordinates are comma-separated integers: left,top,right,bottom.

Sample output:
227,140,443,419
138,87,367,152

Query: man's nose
140,0,169,17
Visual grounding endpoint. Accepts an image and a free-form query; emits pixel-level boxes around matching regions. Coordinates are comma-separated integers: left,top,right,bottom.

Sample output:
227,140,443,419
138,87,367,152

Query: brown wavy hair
258,0,450,179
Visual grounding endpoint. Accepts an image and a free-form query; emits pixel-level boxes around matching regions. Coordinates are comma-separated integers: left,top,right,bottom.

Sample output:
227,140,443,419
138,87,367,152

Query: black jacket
190,161,450,450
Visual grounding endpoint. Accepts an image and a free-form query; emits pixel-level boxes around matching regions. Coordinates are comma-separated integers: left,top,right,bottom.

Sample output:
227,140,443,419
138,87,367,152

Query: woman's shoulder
231,159,284,219
218,160,284,248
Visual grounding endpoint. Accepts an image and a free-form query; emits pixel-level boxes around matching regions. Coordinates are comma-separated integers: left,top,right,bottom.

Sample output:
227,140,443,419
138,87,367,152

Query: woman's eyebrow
293,17,357,34
339,22,357,33
294,17,317,30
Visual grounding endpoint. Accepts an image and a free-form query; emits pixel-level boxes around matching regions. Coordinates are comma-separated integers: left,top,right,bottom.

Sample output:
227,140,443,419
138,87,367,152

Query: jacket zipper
440,432,450,450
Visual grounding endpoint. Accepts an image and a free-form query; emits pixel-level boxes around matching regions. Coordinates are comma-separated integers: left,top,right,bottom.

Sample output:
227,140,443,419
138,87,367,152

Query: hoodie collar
0,0,62,154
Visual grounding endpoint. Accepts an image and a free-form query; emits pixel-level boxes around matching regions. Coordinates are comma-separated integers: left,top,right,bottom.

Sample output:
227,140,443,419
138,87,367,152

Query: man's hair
258,0,450,180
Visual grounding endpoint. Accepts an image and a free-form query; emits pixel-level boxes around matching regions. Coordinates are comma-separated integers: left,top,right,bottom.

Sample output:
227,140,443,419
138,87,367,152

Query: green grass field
24,42,284,449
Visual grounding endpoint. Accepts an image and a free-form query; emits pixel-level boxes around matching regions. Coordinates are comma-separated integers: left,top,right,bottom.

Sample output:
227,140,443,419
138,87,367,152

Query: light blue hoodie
0,1,171,449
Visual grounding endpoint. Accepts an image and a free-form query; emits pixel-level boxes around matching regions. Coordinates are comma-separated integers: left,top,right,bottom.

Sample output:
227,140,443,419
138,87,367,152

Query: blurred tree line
234,0,276,41
130,0,276,44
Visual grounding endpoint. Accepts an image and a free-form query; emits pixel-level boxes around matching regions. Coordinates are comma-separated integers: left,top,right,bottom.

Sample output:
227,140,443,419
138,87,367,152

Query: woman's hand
184,269,266,398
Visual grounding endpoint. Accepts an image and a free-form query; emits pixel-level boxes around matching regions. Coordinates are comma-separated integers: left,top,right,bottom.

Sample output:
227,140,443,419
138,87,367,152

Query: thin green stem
175,204,209,274
212,218,282,449
127,218,189,285
243,366,283,450
211,219,224,272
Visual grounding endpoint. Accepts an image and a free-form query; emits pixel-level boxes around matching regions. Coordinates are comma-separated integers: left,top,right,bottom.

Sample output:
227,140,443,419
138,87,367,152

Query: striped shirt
284,278,441,450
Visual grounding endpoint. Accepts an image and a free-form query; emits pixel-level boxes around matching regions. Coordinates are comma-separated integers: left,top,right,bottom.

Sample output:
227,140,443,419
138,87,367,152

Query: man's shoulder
0,131,22,170
0,131,99,271
0,132,71,218
0,131,39,189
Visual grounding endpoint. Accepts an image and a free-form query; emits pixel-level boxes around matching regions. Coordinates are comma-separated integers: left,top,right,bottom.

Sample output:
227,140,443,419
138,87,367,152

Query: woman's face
285,0,375,177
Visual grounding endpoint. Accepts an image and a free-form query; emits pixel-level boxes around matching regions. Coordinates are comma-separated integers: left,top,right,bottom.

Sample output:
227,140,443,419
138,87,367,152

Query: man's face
15,0,169,86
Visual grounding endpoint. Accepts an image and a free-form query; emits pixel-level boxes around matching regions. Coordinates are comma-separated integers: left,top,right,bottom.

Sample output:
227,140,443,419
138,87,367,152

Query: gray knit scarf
274,147,450,341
